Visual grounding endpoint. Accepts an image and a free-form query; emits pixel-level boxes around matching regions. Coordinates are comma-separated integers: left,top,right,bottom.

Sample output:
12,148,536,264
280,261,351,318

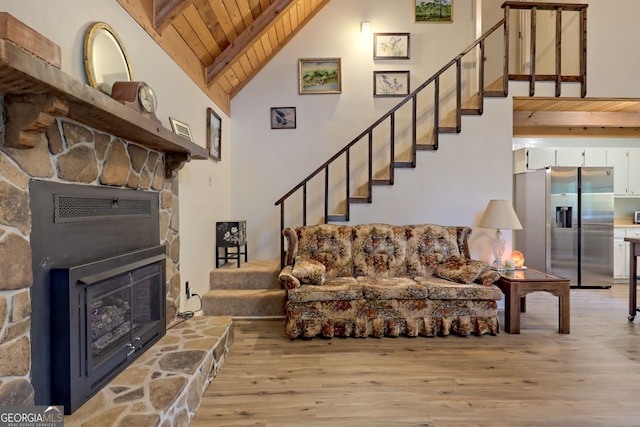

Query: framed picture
299,58,342,94
415,0,452,23
169,117,193,141
207,107,221,161
374,71,410,97
271,107,296,129
373,33,410,60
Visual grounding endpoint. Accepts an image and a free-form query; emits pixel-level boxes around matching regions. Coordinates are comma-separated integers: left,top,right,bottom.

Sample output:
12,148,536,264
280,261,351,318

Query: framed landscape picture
373,33,410,60
207,107,221,161
271,107,296,129
415,0,453,23
299,58,342,94
374,71,410,97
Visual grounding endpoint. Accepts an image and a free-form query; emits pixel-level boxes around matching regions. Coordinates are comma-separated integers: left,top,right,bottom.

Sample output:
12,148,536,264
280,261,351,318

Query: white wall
0,0,230,310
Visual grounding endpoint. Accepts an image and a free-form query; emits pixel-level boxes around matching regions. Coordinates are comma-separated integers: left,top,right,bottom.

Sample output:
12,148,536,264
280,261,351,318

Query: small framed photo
207,107,221,161
374,71,410,97
373,33,410,60
271,107,296,129
415,0,453,23
169,117,193,141
299,58,342,94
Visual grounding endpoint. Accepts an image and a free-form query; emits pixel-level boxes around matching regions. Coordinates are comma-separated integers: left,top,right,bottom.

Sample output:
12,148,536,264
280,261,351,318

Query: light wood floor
192,284,640,426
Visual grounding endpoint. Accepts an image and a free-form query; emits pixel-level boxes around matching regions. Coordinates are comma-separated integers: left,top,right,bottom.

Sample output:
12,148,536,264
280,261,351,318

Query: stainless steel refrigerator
514,167,614,288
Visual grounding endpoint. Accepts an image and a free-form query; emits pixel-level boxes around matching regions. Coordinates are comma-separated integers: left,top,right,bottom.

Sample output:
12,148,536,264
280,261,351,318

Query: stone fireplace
0,116,182,406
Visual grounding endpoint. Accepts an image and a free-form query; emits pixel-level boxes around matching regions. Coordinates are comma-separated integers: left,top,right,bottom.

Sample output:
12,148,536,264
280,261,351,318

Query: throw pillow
435,257,489,284
475,268,500,286
292,256,326,286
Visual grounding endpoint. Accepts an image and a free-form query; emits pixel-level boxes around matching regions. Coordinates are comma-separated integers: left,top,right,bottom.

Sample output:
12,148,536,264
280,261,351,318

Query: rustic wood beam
4,94,69,149
514,111,640,128
154,0,197,34
205,0,295,84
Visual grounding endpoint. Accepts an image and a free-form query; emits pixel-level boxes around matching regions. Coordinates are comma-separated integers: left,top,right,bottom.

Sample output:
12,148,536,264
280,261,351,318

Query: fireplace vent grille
54,194,152,223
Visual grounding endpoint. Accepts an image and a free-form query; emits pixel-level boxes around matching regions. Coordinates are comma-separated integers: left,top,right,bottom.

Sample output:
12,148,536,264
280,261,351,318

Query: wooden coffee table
495,268,570,334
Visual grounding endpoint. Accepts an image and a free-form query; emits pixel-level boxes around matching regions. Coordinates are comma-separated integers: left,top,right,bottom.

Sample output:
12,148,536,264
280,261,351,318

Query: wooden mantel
513,97,640,137
0,17,208,176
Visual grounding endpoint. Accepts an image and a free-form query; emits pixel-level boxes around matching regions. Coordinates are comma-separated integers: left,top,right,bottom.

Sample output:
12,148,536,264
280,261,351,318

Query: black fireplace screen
51,245,166,414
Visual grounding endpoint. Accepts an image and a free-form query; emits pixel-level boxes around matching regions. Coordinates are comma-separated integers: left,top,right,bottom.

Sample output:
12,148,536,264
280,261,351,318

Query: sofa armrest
278,265,301,289
282,227,299,266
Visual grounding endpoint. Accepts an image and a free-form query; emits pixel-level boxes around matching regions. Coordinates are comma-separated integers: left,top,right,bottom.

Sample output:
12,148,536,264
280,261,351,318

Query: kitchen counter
615,218,640,228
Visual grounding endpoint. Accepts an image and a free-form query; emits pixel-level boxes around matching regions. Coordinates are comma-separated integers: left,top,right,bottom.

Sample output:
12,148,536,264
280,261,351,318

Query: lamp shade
478,199,523,230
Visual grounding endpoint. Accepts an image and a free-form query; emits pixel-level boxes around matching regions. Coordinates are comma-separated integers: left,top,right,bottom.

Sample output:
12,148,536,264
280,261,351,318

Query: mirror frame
83,22,134,93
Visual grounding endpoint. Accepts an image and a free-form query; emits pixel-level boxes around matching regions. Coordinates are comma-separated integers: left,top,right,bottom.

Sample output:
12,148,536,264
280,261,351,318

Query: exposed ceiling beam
205,0,295,84
513,96,640,137
154,0,196,34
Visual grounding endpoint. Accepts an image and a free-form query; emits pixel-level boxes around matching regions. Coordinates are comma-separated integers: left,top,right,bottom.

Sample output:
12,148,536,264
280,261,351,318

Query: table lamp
478,199,523,269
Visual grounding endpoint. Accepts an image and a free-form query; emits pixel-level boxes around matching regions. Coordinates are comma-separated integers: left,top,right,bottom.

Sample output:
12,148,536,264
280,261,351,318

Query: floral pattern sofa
278,224,502,339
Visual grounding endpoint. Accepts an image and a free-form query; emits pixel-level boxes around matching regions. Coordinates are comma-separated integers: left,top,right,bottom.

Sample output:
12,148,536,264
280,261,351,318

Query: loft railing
274,2,588,266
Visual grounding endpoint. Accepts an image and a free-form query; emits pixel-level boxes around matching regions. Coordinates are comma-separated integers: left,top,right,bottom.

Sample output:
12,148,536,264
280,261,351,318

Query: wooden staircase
275,2,588,266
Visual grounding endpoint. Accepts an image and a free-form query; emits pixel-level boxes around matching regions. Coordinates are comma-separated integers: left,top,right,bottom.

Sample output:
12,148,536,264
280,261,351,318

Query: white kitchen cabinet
513,147,556,173
606,148,640,196
553,148,607,167
627,149,640,195
614,228,628,280
583,148,608,166
555,148,584,166
614,227,640,280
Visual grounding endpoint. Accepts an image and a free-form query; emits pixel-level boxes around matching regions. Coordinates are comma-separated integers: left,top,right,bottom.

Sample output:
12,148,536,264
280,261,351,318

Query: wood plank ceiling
513,97,640,137
117,0,331,115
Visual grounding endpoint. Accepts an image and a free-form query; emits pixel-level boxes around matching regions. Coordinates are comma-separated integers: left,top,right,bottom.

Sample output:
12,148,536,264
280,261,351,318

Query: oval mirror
83,22,133,95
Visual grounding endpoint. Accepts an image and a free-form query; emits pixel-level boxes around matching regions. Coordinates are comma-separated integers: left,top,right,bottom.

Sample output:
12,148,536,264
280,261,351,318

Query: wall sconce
361,21,371,34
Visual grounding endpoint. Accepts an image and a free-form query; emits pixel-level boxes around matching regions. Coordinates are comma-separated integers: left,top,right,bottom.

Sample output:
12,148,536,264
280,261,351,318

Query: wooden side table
495,268,570,334
624,237,640,321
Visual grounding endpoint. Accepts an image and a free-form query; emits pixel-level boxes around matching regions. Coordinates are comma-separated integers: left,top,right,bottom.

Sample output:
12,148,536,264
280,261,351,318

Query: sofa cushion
295,224,354,278
414,276,503,300
287,277,362,302
356,276,428,300
434,257,489,284
292,256,326,285
352,224,407,277
405,224,463,277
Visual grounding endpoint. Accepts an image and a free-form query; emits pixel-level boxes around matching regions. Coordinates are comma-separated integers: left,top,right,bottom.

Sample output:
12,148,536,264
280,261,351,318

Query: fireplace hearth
51,246,166,414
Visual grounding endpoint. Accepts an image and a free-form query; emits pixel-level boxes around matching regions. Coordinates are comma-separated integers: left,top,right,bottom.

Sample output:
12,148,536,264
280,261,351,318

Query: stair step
327,214,348,222
372,178,392,185
210,259,280,290
349,196,370,204
202,289,286,318
484,90,507,97
394,161,414,168
416,144,436,151
461,108,481,115
438,126,459,133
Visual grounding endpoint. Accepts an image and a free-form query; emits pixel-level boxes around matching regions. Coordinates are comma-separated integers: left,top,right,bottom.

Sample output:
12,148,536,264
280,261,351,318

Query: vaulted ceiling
117,0,332,115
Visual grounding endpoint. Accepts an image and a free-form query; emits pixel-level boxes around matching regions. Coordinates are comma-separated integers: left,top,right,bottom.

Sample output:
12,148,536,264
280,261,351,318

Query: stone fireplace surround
0,116,232,424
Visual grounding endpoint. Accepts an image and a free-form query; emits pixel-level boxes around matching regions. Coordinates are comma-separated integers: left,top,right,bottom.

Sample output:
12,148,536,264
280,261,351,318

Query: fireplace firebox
51,245,166,414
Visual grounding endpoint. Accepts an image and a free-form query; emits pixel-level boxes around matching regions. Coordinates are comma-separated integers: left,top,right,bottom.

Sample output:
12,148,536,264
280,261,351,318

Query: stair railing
275,2,588,266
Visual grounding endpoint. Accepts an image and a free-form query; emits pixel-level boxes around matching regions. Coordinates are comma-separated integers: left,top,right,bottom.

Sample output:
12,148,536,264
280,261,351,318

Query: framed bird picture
373,71,410,97
270,107,296,129
373,33,410,60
